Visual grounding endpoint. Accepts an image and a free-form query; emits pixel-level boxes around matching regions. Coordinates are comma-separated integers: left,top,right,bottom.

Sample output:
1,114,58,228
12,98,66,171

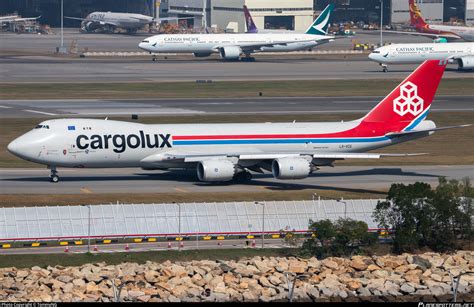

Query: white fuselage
368,42,473,64
7,118,423,169
138,33,330,54
429,24,474,42
85,12,153,30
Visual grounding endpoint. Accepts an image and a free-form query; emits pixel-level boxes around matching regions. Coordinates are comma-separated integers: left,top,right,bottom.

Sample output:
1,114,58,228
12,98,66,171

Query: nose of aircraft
7,138,23,157
138,41,151,51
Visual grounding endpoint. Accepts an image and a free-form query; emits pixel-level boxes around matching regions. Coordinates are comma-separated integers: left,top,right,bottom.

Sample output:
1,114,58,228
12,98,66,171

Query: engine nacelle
458,56,474,70
193,52,212,58
197,160,236,182
219,46,241,60
272,158,311,180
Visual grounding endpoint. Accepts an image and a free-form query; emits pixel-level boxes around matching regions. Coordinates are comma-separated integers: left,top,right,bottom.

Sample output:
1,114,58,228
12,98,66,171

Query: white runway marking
0,105,12,109
23,109,57,116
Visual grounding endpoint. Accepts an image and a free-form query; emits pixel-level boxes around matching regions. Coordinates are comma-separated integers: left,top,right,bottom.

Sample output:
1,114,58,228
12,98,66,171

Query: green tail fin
305,3,334,35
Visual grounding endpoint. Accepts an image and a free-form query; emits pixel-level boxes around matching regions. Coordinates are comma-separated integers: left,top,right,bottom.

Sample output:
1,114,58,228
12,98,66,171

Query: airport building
467,0,474,24
0,0,471,28
161,0,314,33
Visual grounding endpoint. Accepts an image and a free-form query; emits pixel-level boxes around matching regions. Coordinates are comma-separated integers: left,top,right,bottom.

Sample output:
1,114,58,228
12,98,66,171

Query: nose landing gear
381,64,388,72
49,166,59,183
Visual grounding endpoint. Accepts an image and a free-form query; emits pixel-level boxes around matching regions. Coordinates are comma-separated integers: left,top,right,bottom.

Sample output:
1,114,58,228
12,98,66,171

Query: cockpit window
372,50,380,54
142,40,149,43
34,124,50,129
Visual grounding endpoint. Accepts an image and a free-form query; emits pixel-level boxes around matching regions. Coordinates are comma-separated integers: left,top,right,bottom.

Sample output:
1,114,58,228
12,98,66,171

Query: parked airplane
65,12,191,34
138,4,335,61
368,42,474,72
392,0,474,42
8,61,469,183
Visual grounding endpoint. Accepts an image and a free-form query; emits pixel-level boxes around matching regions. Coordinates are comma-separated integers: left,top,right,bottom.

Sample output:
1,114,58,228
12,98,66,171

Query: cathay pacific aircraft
368,42,473,71
138,4,335,61
7,60,469,183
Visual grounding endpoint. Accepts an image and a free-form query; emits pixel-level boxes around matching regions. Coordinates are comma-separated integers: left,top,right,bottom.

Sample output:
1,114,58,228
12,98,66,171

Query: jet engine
272,157,312,179
219,46,241,60
457,56,474,70
193,52,212,58
81,21,95,32
197,160,236,182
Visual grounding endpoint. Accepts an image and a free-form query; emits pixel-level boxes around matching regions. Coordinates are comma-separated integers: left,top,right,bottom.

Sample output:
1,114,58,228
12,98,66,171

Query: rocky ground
0,251,473,302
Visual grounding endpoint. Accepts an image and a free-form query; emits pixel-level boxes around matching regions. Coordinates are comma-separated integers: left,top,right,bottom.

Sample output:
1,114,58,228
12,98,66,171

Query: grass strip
0,248,298,269
0,189,386,207
1,78,473,99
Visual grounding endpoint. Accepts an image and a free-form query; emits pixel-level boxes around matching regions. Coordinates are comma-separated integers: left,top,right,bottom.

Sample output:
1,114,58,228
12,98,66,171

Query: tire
50,175,59,183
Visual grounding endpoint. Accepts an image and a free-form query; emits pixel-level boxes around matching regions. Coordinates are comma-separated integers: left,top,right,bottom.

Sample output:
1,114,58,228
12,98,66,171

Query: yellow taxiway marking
81,187,93,194
173,187,189,193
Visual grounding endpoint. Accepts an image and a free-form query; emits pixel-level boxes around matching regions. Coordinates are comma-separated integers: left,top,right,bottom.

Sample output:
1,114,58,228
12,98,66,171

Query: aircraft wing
140,150,427,164
13,16,41,22
156,17,195,22
383,30,461,41
65,16,86,21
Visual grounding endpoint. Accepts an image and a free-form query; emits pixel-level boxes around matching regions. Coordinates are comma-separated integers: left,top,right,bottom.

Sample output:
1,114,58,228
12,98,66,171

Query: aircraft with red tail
7,60,469,183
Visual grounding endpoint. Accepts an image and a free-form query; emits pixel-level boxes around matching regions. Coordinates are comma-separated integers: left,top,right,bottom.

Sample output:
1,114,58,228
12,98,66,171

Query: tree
373,177,472,253
301,218,375,258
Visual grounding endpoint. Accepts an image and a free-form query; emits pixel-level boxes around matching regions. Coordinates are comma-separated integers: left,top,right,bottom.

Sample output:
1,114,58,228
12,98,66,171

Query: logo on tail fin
393,81,424,116
305,4,334,35
243,5,258,33
409,0,426,27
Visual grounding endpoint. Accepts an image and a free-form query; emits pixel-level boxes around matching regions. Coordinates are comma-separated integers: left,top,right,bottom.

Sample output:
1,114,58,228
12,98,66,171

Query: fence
0,199,383,242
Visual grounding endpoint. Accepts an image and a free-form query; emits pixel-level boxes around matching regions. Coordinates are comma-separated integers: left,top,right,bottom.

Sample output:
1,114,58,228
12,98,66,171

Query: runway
1,29,472,83
1,56,472,83
0,95,472,118
1,165,472,195
0,29,433,54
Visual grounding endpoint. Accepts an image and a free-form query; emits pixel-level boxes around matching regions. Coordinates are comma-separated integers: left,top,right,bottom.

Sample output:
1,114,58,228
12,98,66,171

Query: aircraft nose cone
7,139,21,156
138,42,149,51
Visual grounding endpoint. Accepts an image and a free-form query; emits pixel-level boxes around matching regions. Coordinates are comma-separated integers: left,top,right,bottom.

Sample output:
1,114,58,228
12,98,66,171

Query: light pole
255,202,265,249
337,197,347,219
174,202,182,251
379,0,384,47
81,204,91,253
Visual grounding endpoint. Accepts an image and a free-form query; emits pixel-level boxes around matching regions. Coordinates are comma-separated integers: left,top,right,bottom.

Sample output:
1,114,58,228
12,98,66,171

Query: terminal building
161,0,314,32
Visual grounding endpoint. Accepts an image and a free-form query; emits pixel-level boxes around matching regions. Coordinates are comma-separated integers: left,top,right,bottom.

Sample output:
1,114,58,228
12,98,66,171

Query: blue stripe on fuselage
173,137,389,146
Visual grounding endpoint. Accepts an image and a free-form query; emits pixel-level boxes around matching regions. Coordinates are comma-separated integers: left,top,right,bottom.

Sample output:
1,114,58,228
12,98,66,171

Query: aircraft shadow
2,167,439,193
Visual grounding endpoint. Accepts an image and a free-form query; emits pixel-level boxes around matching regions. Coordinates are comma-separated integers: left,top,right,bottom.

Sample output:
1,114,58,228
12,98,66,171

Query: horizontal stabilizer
386,124,471,137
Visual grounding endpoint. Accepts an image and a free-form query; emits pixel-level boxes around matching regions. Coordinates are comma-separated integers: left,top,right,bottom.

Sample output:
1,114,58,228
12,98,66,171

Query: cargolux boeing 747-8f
138,4,335,61
7,61,469,183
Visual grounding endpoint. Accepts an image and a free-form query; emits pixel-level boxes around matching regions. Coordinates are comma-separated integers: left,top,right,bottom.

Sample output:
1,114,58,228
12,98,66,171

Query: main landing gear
233,171,252,182
49,166,59,183
241,54,256,62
